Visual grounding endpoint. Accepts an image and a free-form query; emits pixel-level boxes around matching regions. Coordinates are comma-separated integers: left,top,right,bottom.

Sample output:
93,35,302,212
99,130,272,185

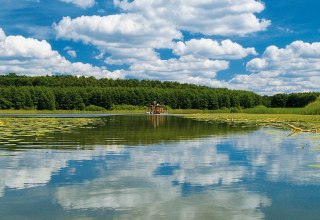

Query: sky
0,0,319,94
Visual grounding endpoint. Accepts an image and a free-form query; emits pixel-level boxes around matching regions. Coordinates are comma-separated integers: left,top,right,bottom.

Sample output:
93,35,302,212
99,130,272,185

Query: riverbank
180,113,320,133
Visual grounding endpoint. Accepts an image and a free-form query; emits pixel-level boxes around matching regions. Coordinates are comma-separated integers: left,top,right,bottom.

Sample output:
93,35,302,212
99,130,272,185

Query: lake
0,115,320,219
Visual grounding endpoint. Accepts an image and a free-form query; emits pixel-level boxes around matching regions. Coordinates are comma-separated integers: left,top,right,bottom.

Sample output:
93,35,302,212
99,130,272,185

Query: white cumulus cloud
126,56,229,87
64,46,77,58
247,41,320,73
114,0,270,36
59,0,95,8
55,14,181,64
0,28,6,41
67,50,77,58
229,41,320,94
173,39,257,59
0,28,122,79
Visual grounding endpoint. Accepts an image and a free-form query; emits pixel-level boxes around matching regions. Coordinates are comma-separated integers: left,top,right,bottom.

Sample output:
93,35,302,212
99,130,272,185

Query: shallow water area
0,115,320,219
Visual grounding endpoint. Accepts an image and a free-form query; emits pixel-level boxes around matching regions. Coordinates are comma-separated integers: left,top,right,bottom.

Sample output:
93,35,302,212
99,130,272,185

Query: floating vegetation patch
4,143,17,147
0,118,103,149
309,164,320,169
181,113,320,133
0,154,16,156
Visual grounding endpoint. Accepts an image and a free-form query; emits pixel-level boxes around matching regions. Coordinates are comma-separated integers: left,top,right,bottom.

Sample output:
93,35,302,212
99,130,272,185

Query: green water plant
0,118,102,148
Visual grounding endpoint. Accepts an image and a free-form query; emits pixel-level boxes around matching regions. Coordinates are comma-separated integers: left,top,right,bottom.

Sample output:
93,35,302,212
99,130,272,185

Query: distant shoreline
0,110,320,133
0,109,145,115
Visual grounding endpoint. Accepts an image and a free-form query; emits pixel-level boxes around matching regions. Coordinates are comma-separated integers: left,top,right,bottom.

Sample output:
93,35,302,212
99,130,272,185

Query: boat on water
146,101,167,114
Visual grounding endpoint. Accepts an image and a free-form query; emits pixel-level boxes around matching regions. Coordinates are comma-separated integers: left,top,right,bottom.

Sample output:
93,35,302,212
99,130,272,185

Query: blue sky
0,0,319,94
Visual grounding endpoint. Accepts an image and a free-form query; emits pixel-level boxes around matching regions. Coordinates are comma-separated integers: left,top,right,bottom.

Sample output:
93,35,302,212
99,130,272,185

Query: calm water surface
0,115,320,220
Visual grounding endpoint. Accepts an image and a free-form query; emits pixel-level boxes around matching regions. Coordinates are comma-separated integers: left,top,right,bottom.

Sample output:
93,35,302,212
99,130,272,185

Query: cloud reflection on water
0,128,320,219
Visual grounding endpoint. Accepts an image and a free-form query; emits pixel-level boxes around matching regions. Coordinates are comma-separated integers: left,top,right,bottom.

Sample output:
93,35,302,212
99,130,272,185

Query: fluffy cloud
229,41,320,93
55,14,181,64
103,47,159,65
0,28,122,79
173,39,257,59
64,46,77,58
59,0,95,8
114,0,270,36
247,41,320,73
127,55,229,87
0,28,5,41
67,50,77,58
54,14,179,48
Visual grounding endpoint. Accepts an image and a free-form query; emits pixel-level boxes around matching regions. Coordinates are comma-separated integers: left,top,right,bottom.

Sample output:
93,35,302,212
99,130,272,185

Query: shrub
85,105,106,111
111,104,147,111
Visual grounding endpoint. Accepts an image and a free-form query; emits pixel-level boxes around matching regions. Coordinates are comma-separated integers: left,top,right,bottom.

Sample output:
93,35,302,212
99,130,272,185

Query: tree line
268,93,319,108
0,73,204,89
0,74,318,110
0,86,262,110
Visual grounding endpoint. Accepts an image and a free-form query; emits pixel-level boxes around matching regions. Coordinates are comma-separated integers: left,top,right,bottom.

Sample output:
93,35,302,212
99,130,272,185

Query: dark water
0,115,320,220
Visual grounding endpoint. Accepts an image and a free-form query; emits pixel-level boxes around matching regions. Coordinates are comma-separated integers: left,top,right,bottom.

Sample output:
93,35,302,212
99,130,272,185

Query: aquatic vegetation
181,113,320,133
0,118,102,148
309,164,320,168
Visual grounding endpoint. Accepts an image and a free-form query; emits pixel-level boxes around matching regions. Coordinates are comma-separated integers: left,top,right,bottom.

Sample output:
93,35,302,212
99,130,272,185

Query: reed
302,98,320,115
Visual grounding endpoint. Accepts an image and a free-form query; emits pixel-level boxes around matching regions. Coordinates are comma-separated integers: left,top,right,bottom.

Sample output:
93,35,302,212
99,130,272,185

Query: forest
0,73,318,110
